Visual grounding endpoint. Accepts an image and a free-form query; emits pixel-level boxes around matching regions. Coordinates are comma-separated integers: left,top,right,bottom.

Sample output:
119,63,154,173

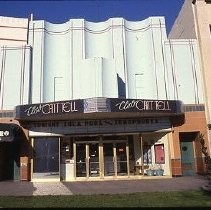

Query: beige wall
193,0,211,152
171,111,208,175
0,16,28,45
169,0,196,39
170,0,211,153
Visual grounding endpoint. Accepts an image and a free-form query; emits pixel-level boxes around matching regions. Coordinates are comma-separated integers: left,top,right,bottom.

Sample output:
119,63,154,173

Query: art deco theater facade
0,14,208,182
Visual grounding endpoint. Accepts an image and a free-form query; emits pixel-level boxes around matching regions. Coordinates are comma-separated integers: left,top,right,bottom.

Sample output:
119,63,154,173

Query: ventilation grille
184,104,205,112
0,111,15,118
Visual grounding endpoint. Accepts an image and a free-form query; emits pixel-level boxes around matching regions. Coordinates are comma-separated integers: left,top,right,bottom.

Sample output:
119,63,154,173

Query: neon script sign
25,101,79,116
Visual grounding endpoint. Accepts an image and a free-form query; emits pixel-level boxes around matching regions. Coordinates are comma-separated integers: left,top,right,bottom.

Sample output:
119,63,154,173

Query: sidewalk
0,175,208,196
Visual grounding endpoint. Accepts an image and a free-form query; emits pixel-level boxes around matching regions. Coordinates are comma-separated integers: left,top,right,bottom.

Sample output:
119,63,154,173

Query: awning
0,123,20,142
15,97,184,122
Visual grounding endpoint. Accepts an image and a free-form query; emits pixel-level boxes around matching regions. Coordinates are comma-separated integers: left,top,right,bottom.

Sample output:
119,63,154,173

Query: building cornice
192,0,211,4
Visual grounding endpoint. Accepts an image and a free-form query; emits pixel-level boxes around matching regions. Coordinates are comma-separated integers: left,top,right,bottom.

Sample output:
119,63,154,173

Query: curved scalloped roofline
33,16,166,32
40,16,165,25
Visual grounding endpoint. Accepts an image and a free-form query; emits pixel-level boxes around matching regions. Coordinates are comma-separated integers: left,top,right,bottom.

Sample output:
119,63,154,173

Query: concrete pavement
0,175,208,196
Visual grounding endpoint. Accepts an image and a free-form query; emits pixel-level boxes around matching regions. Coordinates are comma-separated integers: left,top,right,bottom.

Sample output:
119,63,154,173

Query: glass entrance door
89,142,99,177
103,143,115,176
75,139,129,179
116,142,128,176
75,141,99,178
76,143,86,177
103,141,129,177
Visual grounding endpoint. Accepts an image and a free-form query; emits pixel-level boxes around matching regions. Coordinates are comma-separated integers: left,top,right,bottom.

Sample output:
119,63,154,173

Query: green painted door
13,160,20,180
180,141,195,176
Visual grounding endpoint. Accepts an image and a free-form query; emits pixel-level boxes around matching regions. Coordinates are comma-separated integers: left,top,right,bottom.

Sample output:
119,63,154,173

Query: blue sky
0,0,184,34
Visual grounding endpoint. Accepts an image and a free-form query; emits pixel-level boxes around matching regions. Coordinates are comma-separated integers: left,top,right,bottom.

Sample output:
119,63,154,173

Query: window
54,77,64,101
143,144,152,164
135,73,144,98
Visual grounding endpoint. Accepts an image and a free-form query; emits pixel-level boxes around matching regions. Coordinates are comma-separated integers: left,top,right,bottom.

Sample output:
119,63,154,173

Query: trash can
65,159,74,180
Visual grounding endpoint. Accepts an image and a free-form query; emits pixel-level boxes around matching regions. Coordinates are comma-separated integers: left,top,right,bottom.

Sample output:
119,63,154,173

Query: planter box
146,169,154,176
154,169,164,176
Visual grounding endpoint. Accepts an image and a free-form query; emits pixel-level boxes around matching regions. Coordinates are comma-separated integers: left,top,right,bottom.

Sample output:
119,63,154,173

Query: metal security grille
0,111,15,118
184,104,205,112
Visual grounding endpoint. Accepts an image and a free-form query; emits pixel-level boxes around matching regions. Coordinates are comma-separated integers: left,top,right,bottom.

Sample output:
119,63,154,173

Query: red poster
154,144,165,164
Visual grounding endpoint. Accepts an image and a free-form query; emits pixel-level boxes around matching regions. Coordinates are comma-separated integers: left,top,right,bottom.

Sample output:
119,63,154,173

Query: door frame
73,138,130,180
74,140,100,179
180,139,196,176
102,140,129,177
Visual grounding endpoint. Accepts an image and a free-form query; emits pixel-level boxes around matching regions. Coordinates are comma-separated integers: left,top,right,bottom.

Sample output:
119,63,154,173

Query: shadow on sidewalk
0,181,36,196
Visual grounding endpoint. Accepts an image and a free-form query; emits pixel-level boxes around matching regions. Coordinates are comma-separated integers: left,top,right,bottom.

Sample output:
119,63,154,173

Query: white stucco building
0,15,208,182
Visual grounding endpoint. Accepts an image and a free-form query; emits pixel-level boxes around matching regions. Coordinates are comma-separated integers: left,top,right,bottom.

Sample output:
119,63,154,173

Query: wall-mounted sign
0,130,10,137
110,98,179,113
15,99,84,120
25,101,80,116
0,123,19,142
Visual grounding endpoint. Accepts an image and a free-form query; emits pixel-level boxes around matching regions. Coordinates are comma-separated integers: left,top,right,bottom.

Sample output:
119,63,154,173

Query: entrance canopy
15,97,184,122
0,123,20,142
